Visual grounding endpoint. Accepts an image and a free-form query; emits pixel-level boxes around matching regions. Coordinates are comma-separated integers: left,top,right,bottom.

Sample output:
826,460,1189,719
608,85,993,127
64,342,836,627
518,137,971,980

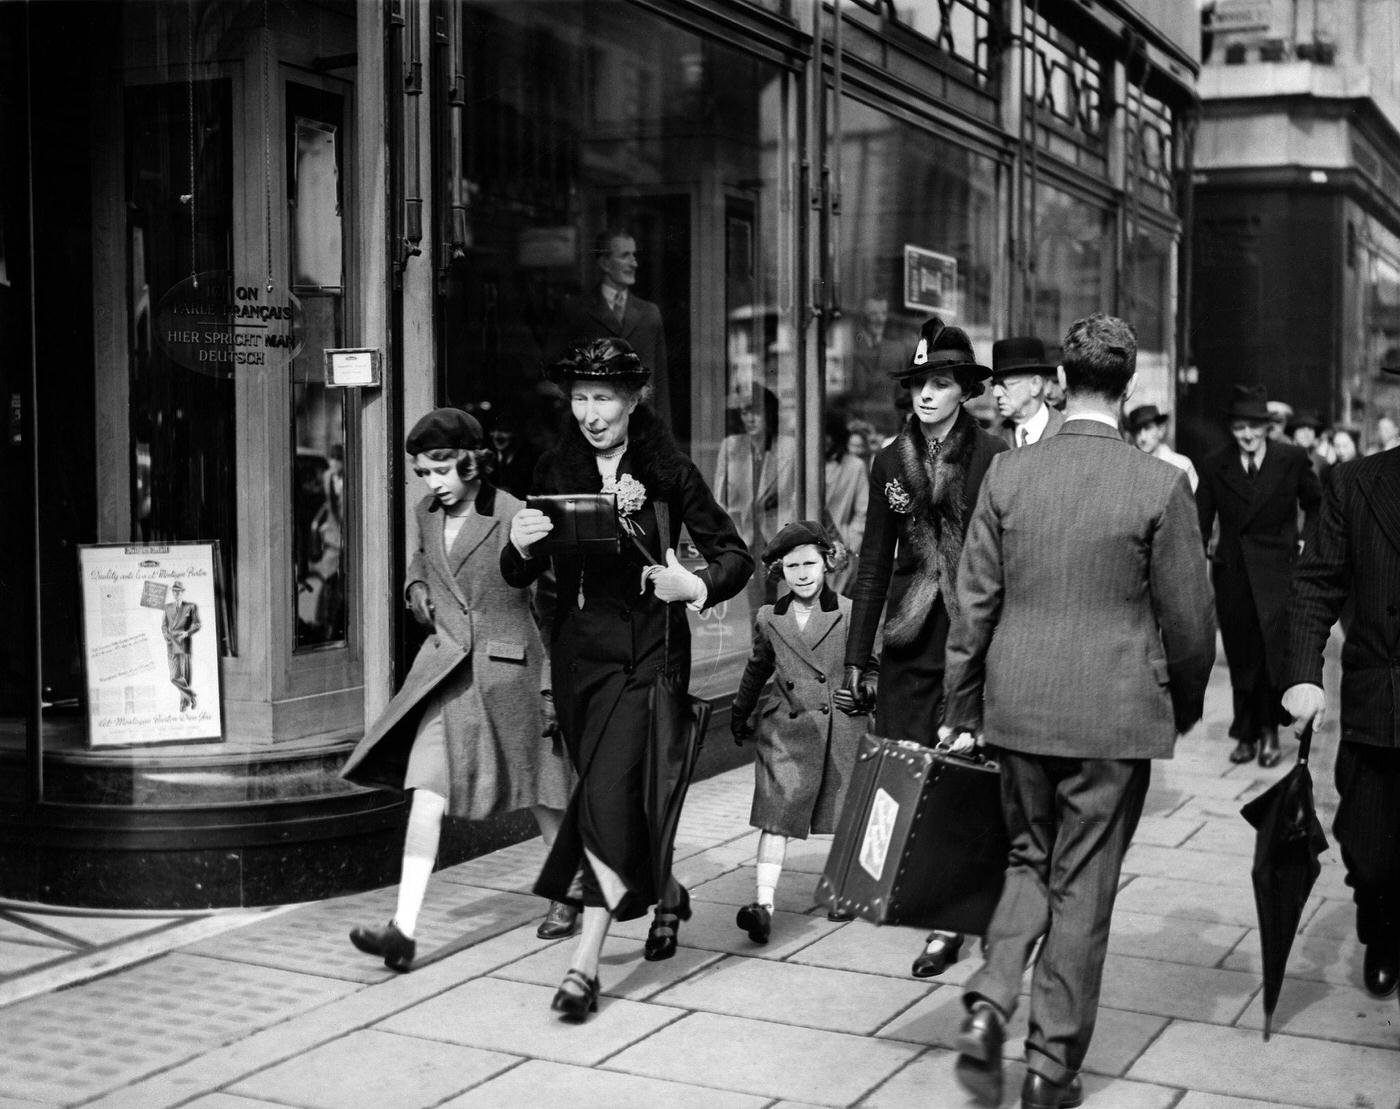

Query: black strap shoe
1022,1071,1084,1109
551,968,600,1021
736,902,772,944
911,931,964,978
954,1000,1005,1107
349,920,415,972
644,885,692,961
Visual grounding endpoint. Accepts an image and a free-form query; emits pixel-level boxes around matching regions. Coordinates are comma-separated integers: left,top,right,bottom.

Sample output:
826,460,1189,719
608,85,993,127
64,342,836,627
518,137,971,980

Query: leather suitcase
815,732,1009,934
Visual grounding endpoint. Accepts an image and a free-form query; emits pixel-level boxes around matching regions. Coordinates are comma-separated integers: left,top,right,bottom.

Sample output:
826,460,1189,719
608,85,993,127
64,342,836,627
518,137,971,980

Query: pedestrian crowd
334,232,1399,1109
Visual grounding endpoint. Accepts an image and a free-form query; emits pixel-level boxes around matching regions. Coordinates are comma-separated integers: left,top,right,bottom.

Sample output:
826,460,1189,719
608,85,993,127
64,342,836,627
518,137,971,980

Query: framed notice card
324,347,381,388
77,542,224,747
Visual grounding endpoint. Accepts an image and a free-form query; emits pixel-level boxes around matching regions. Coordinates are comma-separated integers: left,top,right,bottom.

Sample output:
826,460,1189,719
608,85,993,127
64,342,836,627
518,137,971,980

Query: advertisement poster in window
77,542,224,747
903,245,958,319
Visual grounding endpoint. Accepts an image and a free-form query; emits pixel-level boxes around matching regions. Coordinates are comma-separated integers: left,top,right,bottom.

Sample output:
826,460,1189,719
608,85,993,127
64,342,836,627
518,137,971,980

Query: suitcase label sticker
859,787,899,879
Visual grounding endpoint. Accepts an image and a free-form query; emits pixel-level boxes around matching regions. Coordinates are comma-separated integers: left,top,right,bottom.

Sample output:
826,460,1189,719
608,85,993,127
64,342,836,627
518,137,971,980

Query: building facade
1187,0,1400,457
0,0,1198,907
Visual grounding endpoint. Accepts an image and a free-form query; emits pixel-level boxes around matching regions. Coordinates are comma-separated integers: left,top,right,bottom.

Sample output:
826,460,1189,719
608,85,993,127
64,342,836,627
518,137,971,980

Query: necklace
595,439,628,461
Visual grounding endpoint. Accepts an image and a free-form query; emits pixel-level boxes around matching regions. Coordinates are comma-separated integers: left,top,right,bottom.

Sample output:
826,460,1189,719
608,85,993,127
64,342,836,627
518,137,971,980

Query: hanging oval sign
153,271,305,377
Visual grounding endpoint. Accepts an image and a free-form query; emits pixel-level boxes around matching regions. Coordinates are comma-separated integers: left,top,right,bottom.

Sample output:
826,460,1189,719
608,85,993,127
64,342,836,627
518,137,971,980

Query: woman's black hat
761,520,832,564
894,317,991,397
546,337,651,385
1286,408,1326,432
1125,404,1170,432
405,407,485,454
1225,384,1272,422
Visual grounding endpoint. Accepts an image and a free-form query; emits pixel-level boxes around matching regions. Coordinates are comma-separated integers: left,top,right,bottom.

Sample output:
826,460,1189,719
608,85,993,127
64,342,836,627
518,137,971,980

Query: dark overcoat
1196,440,1322,690
341,483,572,819
997,402,1066,447
1285,452,1400,749
501,408,752,919
845,407,1007,744
733,587,865,838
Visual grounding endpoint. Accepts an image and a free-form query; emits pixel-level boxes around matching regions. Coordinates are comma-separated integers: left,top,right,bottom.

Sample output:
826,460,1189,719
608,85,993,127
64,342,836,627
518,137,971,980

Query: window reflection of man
853,295,912,383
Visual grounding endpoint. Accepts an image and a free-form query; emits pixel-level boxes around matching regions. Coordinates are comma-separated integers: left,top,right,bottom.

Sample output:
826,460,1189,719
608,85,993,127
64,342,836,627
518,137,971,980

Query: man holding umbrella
1282,382,1400,1005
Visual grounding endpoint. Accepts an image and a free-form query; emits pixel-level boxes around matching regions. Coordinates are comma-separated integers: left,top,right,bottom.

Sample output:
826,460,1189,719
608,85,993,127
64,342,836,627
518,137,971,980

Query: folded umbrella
1239,721,1329,1040
643,664,711,896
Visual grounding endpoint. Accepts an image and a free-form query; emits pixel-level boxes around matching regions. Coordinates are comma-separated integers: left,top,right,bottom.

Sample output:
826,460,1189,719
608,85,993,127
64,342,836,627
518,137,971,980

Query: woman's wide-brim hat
1125,404,1170,432
1287,408,1326,432
406,407,485,454
761,520,832,564
1225,384,1272,423
893,317,991,390
546,337,651,385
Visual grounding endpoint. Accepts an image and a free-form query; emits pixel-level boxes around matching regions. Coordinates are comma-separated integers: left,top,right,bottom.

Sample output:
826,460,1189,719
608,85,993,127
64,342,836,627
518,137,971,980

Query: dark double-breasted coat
733,587,866,838
845,407,1007,744
501,412,752,919
1196,439,1322,693
341,482,573,819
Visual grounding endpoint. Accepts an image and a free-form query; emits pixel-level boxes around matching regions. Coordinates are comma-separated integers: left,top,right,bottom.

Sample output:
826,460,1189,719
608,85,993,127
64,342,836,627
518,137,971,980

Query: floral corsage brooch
603,473,649,537
884,478,912,514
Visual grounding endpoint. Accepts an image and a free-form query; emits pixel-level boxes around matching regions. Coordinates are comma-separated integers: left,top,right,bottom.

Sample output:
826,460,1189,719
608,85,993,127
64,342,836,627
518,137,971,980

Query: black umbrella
643,662,710,896
1239,721,1329,1040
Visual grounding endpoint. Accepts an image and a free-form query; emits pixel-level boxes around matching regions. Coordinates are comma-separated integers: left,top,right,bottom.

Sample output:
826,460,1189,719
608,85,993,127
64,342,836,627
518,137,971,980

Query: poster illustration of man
161,580,201,712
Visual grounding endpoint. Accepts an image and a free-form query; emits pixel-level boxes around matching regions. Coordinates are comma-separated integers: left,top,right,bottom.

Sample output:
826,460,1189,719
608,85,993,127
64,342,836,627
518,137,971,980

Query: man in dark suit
1196,385,1322,767
946,313,1216,1109
555,228,670,421
990,336,1066,448
161,581,201,712
1283,436,1400,1006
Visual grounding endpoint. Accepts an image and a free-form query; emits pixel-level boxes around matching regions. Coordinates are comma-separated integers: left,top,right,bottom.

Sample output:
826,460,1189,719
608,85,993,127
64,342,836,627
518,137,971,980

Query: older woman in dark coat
840,318,1008,980
341,408,573,972
503,338,752,1020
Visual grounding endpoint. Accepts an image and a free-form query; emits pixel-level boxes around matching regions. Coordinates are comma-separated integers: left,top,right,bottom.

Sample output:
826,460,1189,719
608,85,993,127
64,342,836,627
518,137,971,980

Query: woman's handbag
525,493,621,554
815,733,1009,934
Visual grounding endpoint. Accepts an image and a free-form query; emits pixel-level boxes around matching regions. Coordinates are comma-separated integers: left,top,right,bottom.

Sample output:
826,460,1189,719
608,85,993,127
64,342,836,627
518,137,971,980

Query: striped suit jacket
944,419,1217,759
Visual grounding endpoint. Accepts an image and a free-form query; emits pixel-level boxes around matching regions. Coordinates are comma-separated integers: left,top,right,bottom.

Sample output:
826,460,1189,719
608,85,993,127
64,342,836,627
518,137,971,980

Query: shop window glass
288,95,349,650
1126,84,1176,210
1025,11,1107,172
1125,223,1175,412
443,1,795,696
829,97,999,450
1027,182,1113,356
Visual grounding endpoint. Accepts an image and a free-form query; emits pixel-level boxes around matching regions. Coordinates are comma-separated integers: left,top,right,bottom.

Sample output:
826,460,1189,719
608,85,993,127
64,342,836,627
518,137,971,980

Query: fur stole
883,406,978,646
541,404,688,498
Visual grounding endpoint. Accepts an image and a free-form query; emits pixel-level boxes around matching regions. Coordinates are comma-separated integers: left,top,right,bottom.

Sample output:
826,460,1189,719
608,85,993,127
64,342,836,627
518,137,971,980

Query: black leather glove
407,581,435,630
859,669,879,711
833,665,867,716
731,707,755,745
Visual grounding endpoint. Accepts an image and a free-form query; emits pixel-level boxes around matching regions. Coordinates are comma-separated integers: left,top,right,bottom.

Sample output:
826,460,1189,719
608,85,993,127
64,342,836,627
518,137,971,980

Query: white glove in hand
1281,683,1326,736
650,548,704,604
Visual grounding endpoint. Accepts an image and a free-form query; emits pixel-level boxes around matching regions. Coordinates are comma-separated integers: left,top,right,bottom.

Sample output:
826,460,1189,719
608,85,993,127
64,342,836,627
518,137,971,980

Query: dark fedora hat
1125,404,1170,432
406,407,485,454
546,337,651,386
991,336,1056,378
1286,408,1326,432
761,520,833,564
1225,384,1272,423
895,317,991,394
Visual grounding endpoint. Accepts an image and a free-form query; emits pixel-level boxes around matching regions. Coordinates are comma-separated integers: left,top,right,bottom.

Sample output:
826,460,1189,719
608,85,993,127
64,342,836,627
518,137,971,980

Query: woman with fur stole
837,318,1008,979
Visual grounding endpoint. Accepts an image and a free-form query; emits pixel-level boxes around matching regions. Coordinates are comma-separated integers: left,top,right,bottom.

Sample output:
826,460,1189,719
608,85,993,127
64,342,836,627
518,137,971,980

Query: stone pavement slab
606,1010,923,1105
0,1095,51,1109
493,932,724,1001
0,953,355,1105
1174,1095,1318,1109
1114,874,1317,929
228,1028,517,1109
786,916,948,980
5,911,174,947
1098,953,1259,1024
181,1096,293,1109
1131,815,1205,848
0,941,64,976
1222,928,1366,987
860,1049,1179,1109
689,867,825,914
1128,1020,1400,1109
1301,899,1359,940
609,899,843,961
1234,977,1400,1048
439,1058,770,1108
647,953,931,1034
377,976,685,1066
1106,909,1249,966
874,982,1166,1078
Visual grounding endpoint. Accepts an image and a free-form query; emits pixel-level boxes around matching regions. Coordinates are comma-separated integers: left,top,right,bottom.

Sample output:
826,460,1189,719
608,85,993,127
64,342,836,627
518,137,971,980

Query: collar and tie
611,289,627,322
1016,425,1029,448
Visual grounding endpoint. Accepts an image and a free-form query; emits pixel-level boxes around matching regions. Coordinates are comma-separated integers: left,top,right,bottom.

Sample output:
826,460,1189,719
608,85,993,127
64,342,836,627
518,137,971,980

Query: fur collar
883,407,978,645
543,405,687,496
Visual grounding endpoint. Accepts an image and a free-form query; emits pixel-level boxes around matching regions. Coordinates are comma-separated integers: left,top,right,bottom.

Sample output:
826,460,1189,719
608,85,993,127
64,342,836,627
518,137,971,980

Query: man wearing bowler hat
990,337,1065,448
1196,384,1322,767
1126,404,1197,492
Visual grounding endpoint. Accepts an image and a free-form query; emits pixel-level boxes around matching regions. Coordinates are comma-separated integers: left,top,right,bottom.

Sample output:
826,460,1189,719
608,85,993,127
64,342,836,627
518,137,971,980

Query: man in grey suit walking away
945,313,1216,1109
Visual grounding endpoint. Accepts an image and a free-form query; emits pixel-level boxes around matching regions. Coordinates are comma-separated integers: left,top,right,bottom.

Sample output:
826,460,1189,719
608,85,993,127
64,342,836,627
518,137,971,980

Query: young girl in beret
730,521,873,944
